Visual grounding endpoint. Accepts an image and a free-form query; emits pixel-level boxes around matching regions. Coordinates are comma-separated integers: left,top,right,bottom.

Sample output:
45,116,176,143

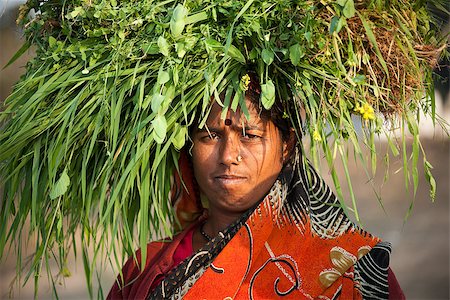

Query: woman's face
191,98,287,216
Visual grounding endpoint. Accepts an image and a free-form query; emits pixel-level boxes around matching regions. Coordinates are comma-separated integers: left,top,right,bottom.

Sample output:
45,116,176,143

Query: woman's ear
282,129,297,163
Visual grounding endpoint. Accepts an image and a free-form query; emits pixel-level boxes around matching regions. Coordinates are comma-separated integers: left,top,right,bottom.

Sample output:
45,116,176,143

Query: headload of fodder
0,0,447,295
341,9,444,114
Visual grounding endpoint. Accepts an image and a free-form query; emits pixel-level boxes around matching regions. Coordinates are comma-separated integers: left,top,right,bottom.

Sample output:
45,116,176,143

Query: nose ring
237,155,242,162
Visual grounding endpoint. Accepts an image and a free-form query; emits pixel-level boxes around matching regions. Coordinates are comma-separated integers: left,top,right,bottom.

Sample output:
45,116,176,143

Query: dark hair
244,72,297,143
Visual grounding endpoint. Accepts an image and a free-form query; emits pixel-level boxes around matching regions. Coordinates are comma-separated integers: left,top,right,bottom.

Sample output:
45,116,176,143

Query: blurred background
1,2,449,299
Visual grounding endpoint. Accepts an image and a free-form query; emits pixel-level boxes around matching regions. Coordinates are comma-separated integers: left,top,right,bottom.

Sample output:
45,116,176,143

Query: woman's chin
211,196,260,214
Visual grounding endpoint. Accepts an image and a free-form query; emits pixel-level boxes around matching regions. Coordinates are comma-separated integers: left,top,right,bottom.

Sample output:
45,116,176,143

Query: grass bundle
0,0,447,296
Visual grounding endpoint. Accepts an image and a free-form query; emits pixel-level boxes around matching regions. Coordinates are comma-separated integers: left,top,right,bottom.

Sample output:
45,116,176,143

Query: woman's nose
219,134,241,166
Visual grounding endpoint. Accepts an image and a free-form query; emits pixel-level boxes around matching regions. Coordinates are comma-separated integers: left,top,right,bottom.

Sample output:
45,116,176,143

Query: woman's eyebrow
237,120,265,131
196,125,221,135
242,124,264,131
233,121,266,132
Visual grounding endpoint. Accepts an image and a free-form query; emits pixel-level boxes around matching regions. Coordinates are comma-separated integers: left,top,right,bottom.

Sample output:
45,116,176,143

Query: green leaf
158,36,170,57
170,4,188,37
49,169,70,200
261,48,274,65
424,160,436,201
205,39,245,63
261,80,275,109
176,42,186,58
289,44,304,66
227,45,246,64
79,46,87,61
338,0,355,18
205,38,222,51
150,93,165,112
172,125,187,150
68,6,84,19
158,70,170,85
3,41,30,69
48,36,57,48
221,85,234,120
185,11,208,24
141,43,159,55
330,16,339,34
304,32,312,44
249,48,258,60
329,16,346,34
118,31,126,40
231,91,242,112
152,115,167,144
357,12,389,75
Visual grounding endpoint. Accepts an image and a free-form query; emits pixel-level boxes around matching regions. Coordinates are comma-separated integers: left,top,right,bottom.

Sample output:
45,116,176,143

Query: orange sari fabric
112,152,392,299
148,153,388,299
182,186,380,299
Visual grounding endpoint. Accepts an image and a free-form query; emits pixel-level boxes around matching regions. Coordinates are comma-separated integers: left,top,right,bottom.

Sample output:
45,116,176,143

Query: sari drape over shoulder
108,152,398,299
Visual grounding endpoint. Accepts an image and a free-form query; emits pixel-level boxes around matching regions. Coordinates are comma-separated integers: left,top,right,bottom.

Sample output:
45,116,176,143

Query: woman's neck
192,209,239,251
192,206,245,252
202,207,242,237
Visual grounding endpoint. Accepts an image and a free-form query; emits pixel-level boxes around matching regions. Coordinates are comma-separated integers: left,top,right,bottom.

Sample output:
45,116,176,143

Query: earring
237,155,242,162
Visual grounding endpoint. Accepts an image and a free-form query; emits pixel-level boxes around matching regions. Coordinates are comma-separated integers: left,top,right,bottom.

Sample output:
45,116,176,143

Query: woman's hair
244,72,297,143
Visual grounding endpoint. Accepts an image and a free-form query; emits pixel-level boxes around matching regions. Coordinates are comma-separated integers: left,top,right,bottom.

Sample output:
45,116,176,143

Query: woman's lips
214,175,246,186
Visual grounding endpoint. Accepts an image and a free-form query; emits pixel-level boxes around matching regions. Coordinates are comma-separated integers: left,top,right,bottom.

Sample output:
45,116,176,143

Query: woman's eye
242,133,260,140
203,132,219,140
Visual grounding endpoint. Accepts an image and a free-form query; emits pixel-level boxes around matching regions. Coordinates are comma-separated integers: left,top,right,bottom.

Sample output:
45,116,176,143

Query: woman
107,77,404,299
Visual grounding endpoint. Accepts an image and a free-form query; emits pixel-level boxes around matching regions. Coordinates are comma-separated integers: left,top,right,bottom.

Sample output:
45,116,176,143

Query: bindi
224,119,232,126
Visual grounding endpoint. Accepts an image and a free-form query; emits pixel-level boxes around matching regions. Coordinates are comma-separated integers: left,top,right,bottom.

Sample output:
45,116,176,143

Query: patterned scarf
149,151,391,299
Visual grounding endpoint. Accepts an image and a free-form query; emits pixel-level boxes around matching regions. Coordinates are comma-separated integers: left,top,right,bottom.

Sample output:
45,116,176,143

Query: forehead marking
224,119,232,126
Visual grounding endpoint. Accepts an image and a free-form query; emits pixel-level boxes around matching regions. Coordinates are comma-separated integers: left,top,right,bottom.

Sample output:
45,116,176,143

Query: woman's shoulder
106,225,197,299
139,225,195,267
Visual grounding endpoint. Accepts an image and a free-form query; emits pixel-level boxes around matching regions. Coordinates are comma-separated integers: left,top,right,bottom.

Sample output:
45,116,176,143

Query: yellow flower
361,103,375,120
354,102,375,120
313,129,322,142
240,74,251,91
353,102,362,114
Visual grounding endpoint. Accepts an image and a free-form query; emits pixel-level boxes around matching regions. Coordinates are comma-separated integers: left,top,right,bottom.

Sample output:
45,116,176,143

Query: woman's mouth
214,175,246,186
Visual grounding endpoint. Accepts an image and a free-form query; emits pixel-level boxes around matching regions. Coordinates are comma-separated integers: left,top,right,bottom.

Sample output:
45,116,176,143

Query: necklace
200,223,213,242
